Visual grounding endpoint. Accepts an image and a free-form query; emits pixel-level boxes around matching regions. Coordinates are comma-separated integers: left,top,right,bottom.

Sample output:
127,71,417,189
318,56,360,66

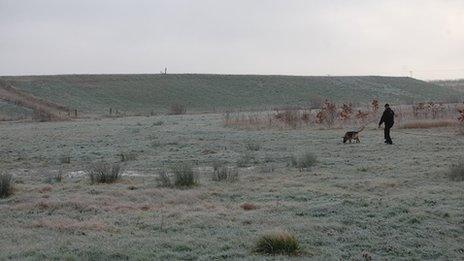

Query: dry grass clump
46,170,63,184
457,123,464,135
290,151,317,170
88,162,121,184
169,103,187,115
119,152,136,162
59,155,71,164
212,161,239,182
0,172,13,198
255,230,300,255
448,161,464,181
157,164,198,188
172,163,198,188
237,152,255,168
245,140,261,151
398,119,457,129
157,169,173,188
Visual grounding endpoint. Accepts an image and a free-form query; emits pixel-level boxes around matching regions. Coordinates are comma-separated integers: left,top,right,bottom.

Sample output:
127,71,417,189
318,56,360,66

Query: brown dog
343,126,365,143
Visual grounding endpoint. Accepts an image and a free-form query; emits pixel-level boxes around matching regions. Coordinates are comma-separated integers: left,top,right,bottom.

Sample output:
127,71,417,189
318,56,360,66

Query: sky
1,0,463,79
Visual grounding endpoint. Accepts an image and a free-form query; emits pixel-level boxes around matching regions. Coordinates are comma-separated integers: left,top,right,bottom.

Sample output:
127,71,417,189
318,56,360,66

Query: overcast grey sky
1,0,463,79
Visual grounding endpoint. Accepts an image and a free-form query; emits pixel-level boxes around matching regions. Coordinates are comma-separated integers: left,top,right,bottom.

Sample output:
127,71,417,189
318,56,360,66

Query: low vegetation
88,162,122,184
237,152,255,167
290,151,317,170
457,123,464,135
448,161,464,181
59,155,71,164
119,152,136,162
0,173,13,198
398,119,457,129
255,230,300,256
46,170,63,184
157,169,173,188
171,163,197,187
211,162,239,182
245,140,261,151
169,103,187,115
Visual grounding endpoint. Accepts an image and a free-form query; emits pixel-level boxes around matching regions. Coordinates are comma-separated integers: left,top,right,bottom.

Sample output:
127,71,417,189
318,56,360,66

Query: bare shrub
0,172,13,198
255,230,300,255
274,110,300,128
448,161,464,181
245,140,261,151
172,163,197,187
290,151,317,170
169,104,187,115
212,162,238,182
88,163,121,184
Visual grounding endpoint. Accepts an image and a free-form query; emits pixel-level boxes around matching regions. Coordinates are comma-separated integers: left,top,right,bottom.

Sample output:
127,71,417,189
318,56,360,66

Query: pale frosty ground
0,114,463,260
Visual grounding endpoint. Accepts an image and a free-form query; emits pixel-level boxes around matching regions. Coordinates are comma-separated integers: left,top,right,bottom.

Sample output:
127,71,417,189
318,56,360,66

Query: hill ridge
0,74,461,116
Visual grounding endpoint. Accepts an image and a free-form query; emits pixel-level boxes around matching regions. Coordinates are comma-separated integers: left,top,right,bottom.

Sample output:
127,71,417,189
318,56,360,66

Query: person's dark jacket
379,107,395,127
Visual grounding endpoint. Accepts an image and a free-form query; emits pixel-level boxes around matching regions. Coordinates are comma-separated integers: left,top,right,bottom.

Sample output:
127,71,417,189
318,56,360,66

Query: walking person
379,104,395,144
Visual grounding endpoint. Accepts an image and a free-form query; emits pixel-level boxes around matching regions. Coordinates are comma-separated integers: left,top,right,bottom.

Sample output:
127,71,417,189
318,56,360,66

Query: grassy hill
0,100,32,120
1,74,461,116
431,79,464,94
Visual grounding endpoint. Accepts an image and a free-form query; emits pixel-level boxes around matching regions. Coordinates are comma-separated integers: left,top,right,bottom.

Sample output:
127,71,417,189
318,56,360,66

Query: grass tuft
0,172,13,198
171,163,197,188
119,152,136,162
60,155,71,164
457,123,464,135
169,104,187,115
448,161,464,181
88,163,122,184
237,152,255,168
212,161,239,182
46,170,63,184
290,151,317,170
157,169,173,188
245,140,261,151
255,230,300,255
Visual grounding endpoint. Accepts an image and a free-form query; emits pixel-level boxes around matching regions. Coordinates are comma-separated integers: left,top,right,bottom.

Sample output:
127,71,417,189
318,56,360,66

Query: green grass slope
431,79,464,93
0,101,33,120
1,74,461,115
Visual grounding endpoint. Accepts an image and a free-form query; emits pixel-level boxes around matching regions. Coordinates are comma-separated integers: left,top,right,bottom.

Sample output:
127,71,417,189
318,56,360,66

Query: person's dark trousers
384,123,393,144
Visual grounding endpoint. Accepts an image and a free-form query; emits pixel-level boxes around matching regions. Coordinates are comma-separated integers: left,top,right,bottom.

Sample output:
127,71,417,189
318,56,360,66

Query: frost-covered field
1,114,463,260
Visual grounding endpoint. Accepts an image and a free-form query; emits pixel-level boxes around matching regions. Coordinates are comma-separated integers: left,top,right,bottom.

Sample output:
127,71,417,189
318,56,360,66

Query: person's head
385,103,390,108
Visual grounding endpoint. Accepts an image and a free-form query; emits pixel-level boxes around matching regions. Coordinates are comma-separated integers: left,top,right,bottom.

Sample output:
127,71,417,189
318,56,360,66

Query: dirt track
0,80,70,120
